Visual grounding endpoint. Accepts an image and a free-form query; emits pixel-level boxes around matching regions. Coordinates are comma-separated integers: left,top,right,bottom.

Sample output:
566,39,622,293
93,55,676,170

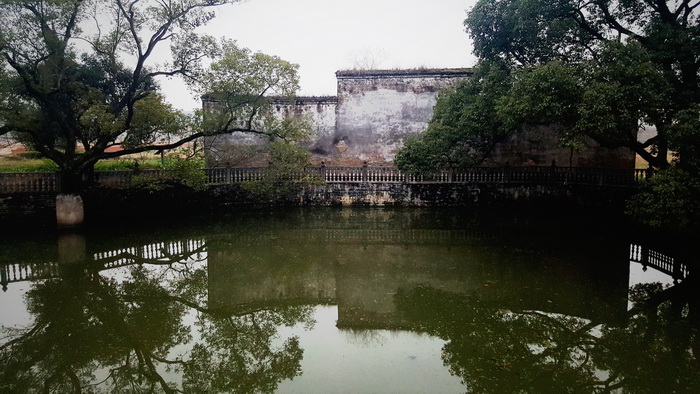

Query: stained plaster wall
486,126,637,168
203,68,635,169
203,96,337,167
203,69,471,167
331,69,471,165
272,96,338,159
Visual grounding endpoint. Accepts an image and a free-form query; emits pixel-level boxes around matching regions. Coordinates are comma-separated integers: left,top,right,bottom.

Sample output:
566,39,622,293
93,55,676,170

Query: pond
0,207,697,393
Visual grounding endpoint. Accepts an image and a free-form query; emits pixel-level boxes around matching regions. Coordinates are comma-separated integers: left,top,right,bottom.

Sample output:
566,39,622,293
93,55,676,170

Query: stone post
320,161,326,181
58,233,87,264
56,194,84,228
1,265,8,292
646,165,654,180
550,160,557,183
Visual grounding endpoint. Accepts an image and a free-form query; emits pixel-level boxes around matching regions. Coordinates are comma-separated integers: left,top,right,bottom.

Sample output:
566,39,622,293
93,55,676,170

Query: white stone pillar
56,194,84,228
58,233,86,264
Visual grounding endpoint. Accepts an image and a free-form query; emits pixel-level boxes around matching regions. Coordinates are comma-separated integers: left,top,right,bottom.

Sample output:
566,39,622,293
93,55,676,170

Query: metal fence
0,166,652,194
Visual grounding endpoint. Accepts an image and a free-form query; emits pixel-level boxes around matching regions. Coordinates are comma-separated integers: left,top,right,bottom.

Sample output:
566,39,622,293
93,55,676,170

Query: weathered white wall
331,69,471,165
203,96,337,167
203,69,472,167
271,97,338,157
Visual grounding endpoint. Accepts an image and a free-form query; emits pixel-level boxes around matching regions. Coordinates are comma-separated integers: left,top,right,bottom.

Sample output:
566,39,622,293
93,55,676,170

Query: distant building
204,68,636,169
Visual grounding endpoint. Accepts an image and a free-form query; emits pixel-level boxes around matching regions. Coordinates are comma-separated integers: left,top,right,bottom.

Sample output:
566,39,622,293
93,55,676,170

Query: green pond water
0,207,697,393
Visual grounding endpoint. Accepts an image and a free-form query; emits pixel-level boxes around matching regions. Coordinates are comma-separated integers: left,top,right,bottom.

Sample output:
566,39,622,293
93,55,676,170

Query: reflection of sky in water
275,306,464,394
0,229,690,392
628,260,677,311
0,284,33,331
628,261,676,288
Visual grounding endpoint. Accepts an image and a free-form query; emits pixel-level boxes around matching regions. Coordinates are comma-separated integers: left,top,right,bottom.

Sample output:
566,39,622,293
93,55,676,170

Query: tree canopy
395,61,514,172
398,0,700,173
0,0,301,192
395,0,700,229
0,238,311,392
394,279,700,392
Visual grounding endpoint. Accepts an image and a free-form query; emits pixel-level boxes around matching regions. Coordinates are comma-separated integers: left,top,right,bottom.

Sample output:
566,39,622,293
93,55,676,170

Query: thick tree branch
593,0,648,43
0,319,49,352
97,127,271,160
61,0,84,46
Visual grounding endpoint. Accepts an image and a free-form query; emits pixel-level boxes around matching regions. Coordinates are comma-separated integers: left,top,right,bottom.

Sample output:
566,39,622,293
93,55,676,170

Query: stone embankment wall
0,179,635,226
0,193,56,224
26,183,625,222
209,182,634,209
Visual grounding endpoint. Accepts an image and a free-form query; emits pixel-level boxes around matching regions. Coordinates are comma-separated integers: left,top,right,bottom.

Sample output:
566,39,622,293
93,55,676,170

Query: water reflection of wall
207,236,337,314
206,227,630,327
1,208,635,327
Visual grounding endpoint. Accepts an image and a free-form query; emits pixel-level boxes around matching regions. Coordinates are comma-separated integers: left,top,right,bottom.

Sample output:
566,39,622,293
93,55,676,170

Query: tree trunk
58,169,82,195
55,167,90,228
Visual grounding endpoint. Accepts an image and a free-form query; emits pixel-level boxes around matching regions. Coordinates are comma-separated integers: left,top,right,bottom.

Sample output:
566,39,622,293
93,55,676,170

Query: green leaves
501,61,582,128
0,0,290,193
396,62,515,172
464,0,700,172
668,104,700,173
126,93,190,147
467,0,597,66
626,167,700,230
199,38,299,107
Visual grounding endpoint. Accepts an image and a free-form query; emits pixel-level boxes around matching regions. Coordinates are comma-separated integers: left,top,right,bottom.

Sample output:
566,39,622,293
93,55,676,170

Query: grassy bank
0,154,168,173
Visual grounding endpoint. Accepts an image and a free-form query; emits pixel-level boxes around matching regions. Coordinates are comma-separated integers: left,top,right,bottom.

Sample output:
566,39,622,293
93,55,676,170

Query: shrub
16,151,43,159
626,167,700,231
130,156,206,192
241,141,321,202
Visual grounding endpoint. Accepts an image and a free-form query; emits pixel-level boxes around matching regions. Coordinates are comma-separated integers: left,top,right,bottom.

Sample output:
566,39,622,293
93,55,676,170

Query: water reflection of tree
394,278,700,393
0,247,313,393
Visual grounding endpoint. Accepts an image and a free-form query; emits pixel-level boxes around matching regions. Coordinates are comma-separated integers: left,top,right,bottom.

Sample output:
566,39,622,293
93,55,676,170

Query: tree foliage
0,239,311,393
241,137,322,203
0,0,301,192
399,0,699,172
396,0,700,229
395,61,514,172
626,167,700,230
472,0,700,171
394,280,700,393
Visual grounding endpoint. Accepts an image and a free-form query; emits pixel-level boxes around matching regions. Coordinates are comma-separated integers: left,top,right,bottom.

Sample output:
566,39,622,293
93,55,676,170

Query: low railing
0,172,58,193
1,238,207,289
630,244,689,281
0,166,652,194
93,170,171,189
0,260,62,290
206,166,651,185
2,239,685,289
93,238,206,268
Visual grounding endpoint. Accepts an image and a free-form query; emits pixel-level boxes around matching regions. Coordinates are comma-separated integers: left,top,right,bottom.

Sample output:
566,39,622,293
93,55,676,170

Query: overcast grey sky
159,0,479,111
